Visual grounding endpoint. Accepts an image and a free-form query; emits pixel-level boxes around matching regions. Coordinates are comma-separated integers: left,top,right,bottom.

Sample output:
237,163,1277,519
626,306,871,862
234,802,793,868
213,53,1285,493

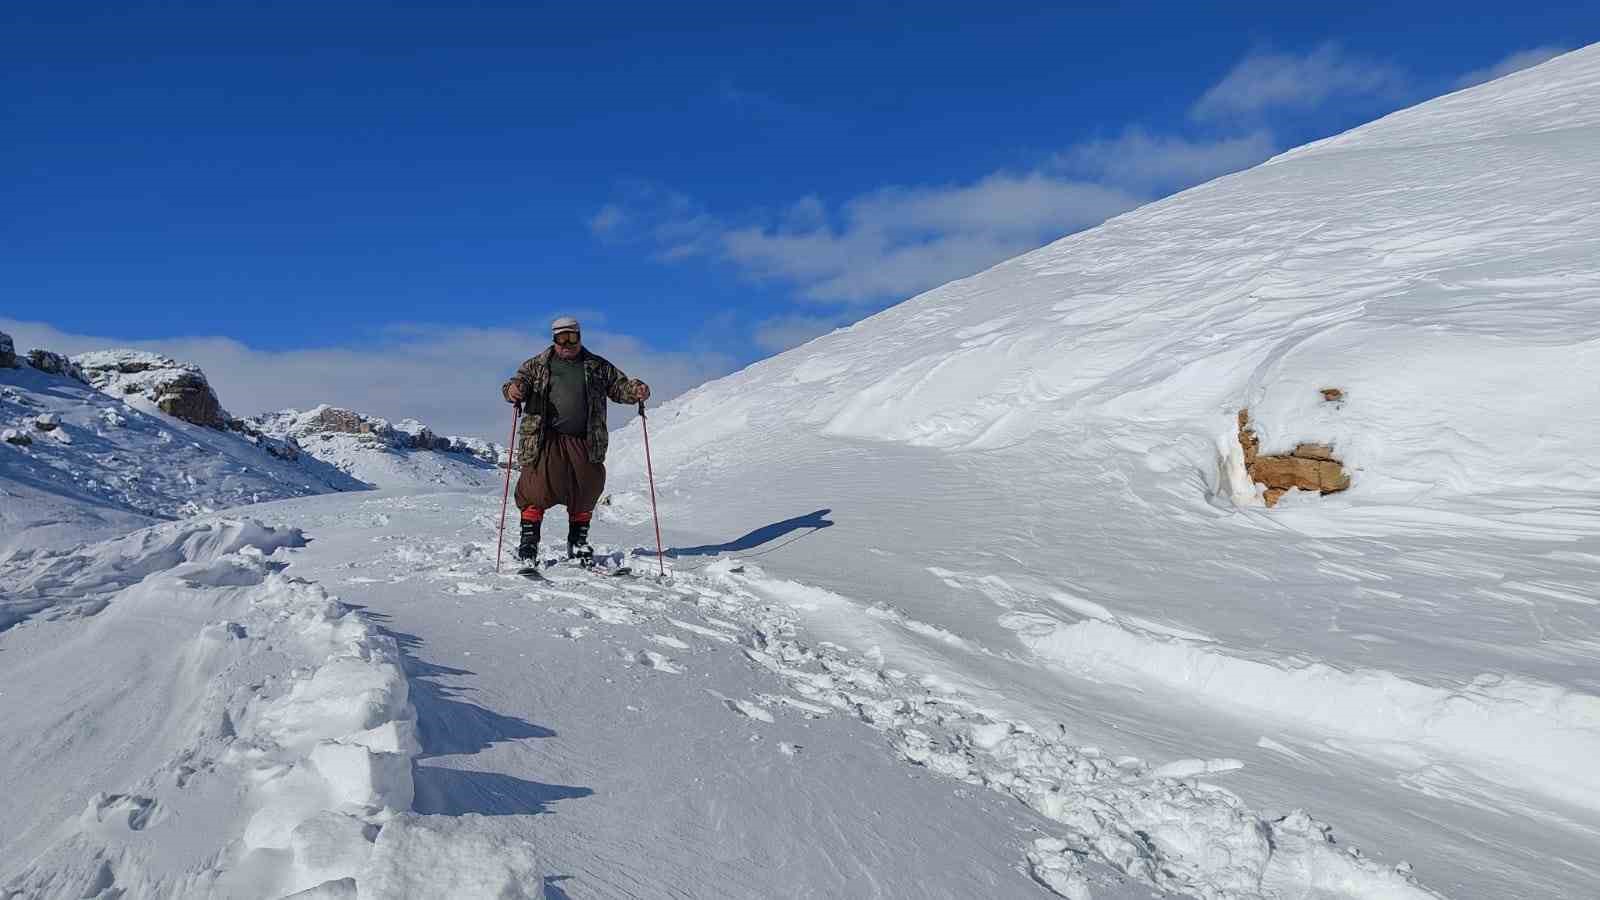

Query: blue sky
3,2,1594,438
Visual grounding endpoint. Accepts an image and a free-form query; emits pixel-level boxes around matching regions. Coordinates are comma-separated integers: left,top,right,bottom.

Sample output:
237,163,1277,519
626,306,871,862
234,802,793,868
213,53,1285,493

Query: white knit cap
551,316,580,336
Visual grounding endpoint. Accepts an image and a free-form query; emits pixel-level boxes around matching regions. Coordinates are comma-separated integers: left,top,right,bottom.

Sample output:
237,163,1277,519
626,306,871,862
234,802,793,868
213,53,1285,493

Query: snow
5,45,1600,899
248,405,504,490
0,361,508,560
0,518,421,898
74,349,211,403
0,364,362,558
591,44,1600,898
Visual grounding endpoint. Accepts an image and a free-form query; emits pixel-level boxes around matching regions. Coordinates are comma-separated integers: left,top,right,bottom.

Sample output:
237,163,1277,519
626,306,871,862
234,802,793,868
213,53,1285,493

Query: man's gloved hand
506,383,525,404
636,381,651,402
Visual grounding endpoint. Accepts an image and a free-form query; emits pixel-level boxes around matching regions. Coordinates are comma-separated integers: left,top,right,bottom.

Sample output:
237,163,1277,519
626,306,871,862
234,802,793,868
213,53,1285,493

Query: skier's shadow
639,508,834,558
362,611,593,817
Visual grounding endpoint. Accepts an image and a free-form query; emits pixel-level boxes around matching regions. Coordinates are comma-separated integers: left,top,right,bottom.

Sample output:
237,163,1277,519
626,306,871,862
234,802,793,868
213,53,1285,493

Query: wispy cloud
1054,128,1278,192
0,318,734,442
752,313,855,353
731,173,1142,302
1453,45,1571,90
1192,43,1408,121
596,40,1576,353
596,171,1145,306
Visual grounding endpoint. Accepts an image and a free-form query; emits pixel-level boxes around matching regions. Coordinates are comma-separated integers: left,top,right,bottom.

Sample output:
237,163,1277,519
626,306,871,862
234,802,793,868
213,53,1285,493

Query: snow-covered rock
25,349,84,381
75,349,228,429
247,405,504,490
0,330,17,369
0,361,364,556
254,405,500,462
2,348,503,554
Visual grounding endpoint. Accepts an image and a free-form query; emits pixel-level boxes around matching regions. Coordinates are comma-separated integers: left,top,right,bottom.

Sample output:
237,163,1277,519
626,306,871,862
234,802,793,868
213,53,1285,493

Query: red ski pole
639,401,666,577
495,404,521,574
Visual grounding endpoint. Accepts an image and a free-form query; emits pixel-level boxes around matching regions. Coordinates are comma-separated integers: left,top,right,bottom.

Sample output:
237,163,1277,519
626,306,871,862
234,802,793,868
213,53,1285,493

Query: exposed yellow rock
1237,404,1350,506
1238,409,1260,466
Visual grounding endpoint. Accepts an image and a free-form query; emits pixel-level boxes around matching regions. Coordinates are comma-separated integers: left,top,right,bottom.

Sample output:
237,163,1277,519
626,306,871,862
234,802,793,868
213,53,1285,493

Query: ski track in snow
356,497,1449,899
1,492,1449,899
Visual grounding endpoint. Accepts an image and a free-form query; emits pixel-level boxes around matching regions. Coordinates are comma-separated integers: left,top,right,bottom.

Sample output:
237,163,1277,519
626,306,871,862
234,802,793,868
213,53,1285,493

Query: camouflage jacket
501,348,646,468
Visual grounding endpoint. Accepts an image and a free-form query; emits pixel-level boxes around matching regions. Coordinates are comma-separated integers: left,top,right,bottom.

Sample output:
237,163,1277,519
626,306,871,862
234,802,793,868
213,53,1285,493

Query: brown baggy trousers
515,433,606,516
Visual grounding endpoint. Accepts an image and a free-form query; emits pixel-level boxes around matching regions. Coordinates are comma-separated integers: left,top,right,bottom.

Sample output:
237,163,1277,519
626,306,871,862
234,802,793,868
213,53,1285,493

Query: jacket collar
538,346,591,364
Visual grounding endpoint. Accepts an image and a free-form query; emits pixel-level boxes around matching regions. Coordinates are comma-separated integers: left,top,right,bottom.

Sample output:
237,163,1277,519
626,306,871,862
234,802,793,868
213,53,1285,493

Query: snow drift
0,518,549,899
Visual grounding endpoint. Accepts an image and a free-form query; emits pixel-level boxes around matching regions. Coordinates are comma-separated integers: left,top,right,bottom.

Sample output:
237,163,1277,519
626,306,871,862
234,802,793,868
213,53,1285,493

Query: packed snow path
4,489,1450,898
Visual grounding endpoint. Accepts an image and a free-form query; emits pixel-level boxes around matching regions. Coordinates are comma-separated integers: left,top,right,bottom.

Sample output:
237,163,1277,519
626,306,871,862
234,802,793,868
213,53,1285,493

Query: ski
510,554,633,579
572,560,635,578
559,557,635,578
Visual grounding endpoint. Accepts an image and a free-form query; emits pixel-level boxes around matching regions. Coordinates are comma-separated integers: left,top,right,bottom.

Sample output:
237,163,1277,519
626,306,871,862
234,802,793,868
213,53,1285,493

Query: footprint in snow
635,650,684,674
707,691,775,723
667,618,737,643
83,793,159,831
648,633,690,650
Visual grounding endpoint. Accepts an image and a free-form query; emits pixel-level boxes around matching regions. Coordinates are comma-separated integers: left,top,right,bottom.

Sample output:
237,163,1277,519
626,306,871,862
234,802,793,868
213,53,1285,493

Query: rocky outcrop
248,405,501,464
26,350,85,381
224,417,301,461
73,350,228,429
0,331,16,369
1238,403,1351,507
299,406,384,437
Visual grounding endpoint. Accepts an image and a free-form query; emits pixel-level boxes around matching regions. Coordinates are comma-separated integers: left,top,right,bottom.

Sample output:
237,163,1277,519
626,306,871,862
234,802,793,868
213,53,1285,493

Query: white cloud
752,313,855,353
1454,46,1571,90
1192,43,1408,120
1057,128,1278,191
604,171,1142,305
593,87,1296,315
0,318,734,443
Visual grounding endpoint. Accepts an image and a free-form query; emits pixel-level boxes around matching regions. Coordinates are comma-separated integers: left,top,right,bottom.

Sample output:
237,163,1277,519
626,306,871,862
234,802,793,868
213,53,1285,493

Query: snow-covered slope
0,355,362,558
1,345,508,559
591,45,1600,899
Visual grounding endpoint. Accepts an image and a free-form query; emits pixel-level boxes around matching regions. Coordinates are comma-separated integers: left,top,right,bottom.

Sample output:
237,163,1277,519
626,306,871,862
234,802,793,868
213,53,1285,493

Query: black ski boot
517,520,541,564
567,519,594,567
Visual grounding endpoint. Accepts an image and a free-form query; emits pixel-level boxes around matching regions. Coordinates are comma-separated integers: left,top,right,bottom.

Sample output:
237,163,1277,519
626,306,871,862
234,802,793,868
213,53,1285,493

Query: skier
502,316,650,568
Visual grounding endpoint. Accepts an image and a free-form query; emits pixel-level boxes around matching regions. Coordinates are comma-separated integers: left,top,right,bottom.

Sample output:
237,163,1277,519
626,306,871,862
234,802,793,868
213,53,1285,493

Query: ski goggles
553,332,580,346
